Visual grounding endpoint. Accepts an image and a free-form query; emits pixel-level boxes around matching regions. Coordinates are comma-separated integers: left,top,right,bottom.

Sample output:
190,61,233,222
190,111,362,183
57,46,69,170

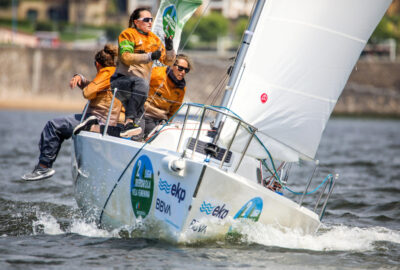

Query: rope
285,174,333,195
98,142,148,224
98,111,176,225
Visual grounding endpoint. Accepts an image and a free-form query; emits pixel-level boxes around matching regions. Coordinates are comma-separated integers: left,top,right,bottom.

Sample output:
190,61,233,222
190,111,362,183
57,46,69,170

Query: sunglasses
174,64,190,73
137,17,153,23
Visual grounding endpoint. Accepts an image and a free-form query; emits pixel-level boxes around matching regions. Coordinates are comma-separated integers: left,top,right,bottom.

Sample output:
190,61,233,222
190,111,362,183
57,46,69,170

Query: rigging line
202,55,238,106
98,142,148,225
198,103,303,164
104,87,184,105
261,157,281,184
254,128,315,161
206,72,229,106
267,16,366,44
210,75,228,106
182,102,284,183
265,161,285,187
179,1,211,52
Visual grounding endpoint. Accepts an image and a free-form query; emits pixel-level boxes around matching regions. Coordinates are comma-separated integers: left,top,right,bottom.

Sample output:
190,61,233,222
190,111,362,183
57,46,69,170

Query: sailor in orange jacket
111,7,176,137
22,44,124,181
143,54,192,138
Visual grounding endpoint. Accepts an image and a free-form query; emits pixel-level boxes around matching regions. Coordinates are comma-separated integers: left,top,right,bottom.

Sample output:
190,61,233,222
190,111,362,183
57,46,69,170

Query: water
0,109,399,269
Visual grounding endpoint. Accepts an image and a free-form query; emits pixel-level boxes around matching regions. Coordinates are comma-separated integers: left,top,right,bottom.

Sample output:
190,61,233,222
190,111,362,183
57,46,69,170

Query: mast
215,0,266,126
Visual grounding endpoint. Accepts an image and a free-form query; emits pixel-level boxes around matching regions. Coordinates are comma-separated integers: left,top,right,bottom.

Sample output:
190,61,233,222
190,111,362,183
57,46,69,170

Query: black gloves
150,37,173,61
165,36,173,51
151,50,162,60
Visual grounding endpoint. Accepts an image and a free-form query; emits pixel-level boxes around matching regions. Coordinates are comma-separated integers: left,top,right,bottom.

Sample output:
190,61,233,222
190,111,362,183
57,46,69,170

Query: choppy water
0,110,399,269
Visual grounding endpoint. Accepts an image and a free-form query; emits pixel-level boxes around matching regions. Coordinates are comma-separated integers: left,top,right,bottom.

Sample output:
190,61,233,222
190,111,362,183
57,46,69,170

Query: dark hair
175,54,193,71
129,7,151,28
95,44,117,67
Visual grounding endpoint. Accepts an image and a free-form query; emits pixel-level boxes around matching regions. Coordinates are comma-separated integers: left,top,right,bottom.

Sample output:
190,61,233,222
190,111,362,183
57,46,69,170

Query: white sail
223,0,391,162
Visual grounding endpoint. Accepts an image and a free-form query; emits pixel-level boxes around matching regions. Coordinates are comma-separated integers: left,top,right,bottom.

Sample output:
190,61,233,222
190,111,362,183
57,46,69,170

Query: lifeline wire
98,102,331,224
285,174,334,195
185,102,335,199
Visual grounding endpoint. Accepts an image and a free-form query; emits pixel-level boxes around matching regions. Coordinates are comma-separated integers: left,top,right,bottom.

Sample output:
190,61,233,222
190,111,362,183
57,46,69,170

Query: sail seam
267,16,366,44
255,130,314,161
267,83,337,103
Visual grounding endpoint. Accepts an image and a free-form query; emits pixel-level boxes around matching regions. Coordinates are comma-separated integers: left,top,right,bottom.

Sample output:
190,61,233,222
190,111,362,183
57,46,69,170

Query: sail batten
220,0,391,162
267,17,368,44
263,83,338,103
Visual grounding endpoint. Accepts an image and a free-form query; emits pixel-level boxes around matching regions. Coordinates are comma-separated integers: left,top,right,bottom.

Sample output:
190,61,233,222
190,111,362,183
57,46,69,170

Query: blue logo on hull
158,179,172,193
158,179,186,203
199,201,229,219
233,197,263,221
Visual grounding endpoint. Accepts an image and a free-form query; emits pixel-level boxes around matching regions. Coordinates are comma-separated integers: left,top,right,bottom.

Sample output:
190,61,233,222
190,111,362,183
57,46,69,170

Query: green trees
181,12,247,50
195,12,228,42
104,24,123,41
371,15,400,43
234,17,249,42
0,0,12,9
181,12,229,48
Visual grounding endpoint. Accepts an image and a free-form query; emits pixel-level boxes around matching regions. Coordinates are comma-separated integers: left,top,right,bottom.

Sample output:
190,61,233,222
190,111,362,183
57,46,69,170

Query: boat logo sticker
199,201,229,220
189,219,207,234
158,178,186,203
130,155,154,218
162,5,177,38
158,179,172,193
233,197,263,222
260,93,268,104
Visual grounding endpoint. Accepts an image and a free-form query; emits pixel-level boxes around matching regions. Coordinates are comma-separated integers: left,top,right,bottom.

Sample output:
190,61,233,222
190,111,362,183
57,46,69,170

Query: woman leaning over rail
21,44,128,181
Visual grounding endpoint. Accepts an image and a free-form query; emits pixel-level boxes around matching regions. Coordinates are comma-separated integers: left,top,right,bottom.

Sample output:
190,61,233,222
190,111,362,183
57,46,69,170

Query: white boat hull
72,130,320,242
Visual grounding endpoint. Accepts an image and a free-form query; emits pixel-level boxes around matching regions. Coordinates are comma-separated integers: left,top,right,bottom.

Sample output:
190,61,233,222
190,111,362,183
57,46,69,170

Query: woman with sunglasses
142,54,193,139
111,7,176,138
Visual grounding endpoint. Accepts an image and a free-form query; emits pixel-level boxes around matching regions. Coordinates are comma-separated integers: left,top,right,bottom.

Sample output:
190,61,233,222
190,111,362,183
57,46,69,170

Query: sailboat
71,0,391,242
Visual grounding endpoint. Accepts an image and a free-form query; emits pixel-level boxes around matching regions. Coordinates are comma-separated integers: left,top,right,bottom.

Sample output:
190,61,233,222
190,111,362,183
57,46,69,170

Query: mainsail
222,0,391,162
152,0,202,51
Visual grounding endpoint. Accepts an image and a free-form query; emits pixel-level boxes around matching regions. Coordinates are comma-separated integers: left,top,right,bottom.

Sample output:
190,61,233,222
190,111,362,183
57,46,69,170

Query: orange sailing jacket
145,66,186,119
116,27,175,82
82,66,125,125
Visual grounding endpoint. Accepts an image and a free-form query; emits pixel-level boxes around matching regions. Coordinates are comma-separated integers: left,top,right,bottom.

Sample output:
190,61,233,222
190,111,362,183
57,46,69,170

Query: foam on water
69,219,116,238
32,211,400,253
235,221,400,251
32,213,64,235
32,212,115,238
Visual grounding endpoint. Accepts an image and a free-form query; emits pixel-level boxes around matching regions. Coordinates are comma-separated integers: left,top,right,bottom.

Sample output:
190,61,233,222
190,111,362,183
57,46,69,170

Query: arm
144,101,169,120
69,74,90,90
168,102,182,119
119,32,152,66
159,40,175,66
120,51,151,66
82,70,110,100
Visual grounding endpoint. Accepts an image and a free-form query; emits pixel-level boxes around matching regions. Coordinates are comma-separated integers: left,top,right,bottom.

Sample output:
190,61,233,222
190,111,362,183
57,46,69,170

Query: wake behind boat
71,0,391,242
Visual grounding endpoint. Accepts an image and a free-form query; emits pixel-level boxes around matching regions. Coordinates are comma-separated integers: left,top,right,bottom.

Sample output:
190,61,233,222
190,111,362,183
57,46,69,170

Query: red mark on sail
260,93,268,104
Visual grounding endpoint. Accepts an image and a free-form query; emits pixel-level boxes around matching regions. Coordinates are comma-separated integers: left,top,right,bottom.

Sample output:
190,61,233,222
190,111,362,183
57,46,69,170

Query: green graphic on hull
130,155,154,218
233,197,263,221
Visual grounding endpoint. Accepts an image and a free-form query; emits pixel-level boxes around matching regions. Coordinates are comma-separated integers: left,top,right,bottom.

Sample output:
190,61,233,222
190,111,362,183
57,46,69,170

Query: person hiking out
22,44,126,181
